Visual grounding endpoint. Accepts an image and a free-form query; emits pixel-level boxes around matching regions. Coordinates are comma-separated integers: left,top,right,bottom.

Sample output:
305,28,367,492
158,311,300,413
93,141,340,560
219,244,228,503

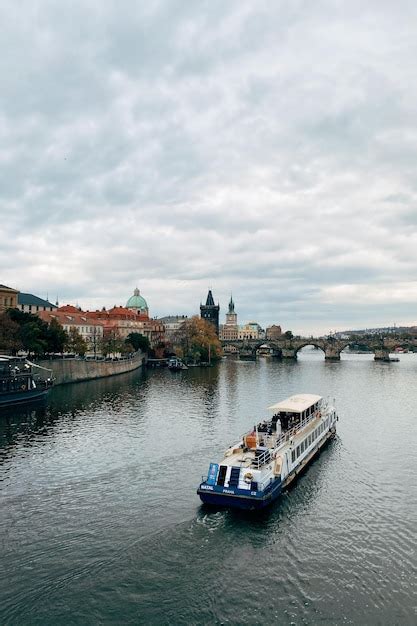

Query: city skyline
2,2,417,335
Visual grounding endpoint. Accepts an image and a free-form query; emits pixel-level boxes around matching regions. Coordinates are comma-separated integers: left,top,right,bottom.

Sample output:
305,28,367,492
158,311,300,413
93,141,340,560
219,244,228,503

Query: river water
1,352,416,625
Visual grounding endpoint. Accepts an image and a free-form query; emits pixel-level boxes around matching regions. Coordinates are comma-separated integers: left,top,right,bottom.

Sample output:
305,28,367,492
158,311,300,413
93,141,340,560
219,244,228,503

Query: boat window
291,450,295,463
296,446,300,457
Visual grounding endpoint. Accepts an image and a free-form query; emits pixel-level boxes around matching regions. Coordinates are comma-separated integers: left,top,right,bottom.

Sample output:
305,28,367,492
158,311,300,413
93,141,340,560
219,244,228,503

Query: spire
228,294,234,313
206,289,215,306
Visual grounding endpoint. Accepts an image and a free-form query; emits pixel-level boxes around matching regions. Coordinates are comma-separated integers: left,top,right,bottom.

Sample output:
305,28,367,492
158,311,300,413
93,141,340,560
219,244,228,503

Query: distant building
38,307,104,353
200,289,220,335
86,288,165,348
0,284,18,311
159,315,188,340
266,325,282,340
238,321,265,340
18,293,57,314
126,287,149,317
219,296,239,341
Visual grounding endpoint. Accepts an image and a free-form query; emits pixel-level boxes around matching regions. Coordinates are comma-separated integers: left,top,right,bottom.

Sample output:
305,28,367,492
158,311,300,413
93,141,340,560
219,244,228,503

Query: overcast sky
1,0,417,335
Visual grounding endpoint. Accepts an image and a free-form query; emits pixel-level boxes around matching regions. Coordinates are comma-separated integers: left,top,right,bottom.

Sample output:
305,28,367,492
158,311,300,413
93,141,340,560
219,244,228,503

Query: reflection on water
1,355,417,624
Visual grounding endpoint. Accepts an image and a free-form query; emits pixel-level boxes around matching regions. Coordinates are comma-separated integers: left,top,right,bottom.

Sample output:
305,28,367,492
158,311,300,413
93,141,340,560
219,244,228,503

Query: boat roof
268,394,322,413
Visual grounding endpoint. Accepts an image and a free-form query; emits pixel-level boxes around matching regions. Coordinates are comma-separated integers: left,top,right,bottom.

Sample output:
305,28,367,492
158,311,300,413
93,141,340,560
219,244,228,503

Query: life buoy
244,472,253,483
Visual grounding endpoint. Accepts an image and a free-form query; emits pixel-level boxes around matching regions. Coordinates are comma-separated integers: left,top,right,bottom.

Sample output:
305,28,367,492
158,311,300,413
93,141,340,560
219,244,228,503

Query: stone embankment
36,351,146,386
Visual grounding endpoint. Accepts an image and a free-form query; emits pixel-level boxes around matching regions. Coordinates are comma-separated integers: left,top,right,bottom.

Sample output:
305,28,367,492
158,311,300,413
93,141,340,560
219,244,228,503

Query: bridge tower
200,289,220,336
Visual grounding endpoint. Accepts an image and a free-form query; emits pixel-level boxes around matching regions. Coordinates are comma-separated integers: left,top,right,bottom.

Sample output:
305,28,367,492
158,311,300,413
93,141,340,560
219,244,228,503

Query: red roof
58,305,81,313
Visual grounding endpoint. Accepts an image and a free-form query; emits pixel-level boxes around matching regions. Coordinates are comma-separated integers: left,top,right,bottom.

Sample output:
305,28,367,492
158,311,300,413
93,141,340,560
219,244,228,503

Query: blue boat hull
197,479,282,510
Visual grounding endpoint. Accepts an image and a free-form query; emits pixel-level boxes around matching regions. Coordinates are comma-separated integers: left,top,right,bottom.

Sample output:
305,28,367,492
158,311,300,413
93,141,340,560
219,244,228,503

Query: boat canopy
268,394,322,414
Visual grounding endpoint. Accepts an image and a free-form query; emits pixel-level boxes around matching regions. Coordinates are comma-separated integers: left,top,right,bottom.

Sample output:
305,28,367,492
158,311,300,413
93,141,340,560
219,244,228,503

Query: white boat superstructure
198,394,338,509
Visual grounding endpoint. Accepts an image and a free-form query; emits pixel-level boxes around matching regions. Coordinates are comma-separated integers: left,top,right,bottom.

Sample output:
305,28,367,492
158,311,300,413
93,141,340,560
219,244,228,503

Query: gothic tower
225,294,237,326
200,289,220,335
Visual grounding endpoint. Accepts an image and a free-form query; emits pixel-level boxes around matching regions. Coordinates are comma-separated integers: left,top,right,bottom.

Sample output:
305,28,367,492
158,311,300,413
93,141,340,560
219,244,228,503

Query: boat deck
220,413,324,469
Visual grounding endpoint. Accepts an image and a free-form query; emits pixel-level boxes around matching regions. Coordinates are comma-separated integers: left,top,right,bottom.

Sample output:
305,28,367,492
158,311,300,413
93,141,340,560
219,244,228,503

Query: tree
125,332,150,353
0,312,22,354
20,322,47,356
100,329,124,357
45,318,67,353
174,316,222,363
284,330,293,339
65,327,88,356
7,308,50,355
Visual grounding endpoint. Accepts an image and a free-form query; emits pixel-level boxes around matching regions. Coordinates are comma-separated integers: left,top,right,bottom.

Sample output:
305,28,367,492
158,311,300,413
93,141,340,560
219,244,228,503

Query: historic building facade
238,321,265,340
266,325,282,340
0,284,18,311
219,296,239,341
200,289,220,335
159,315,188,341
38,306,104,352
18,293,57,313
86,288,165,348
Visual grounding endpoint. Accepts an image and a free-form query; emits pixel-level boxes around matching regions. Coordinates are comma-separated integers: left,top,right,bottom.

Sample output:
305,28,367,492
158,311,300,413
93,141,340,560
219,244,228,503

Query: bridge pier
324,347,341,361
282,348,297,359
374,349,390,361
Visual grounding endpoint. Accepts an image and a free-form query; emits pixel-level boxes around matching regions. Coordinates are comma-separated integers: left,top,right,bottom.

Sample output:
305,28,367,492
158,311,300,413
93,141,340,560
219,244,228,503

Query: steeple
206,289,215,306
228,294,234,313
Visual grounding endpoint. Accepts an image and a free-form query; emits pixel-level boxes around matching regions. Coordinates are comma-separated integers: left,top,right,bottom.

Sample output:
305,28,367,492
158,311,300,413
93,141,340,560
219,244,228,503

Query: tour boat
0,356,54,408
167,357,188,371
197,394,338,510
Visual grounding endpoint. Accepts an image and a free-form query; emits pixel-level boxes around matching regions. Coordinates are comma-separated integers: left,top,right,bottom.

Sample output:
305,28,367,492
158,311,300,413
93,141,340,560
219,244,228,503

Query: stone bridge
221,336,415,361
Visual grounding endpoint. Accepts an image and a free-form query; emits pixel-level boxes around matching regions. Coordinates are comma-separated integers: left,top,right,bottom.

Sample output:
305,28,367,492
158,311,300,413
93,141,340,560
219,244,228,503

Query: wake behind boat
197,393,338,510
0,356,54,408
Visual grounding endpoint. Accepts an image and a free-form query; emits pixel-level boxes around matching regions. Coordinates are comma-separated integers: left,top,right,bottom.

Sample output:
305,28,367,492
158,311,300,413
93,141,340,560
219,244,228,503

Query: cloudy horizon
2,1,417,335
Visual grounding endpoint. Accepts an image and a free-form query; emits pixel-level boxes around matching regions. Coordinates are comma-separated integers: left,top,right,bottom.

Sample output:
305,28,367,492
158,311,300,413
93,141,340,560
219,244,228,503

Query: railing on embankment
36,351,146,386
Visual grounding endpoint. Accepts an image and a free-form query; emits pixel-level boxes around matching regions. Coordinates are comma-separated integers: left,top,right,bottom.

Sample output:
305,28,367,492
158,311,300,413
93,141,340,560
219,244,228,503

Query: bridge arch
294,342,326,356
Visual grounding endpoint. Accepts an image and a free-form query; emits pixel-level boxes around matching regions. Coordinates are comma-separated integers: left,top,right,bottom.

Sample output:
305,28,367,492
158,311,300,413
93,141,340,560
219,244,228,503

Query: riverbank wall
36,352,146,385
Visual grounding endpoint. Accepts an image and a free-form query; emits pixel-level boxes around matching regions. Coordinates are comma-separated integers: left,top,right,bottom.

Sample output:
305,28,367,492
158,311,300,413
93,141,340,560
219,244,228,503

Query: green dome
126,288,148,312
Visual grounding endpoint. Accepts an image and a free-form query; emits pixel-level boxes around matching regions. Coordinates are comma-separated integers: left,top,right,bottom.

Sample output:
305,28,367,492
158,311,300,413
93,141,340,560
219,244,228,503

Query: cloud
1,0,417,334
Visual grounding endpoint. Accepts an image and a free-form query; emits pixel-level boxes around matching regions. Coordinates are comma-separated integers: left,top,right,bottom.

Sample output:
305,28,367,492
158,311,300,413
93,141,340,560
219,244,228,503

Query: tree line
0,309,150,357
0,309,222,362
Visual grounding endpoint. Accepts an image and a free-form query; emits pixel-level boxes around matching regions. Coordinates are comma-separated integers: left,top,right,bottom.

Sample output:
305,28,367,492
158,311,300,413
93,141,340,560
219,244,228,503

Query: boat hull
197,479,282,510
0,388,49,408
198,430,336,510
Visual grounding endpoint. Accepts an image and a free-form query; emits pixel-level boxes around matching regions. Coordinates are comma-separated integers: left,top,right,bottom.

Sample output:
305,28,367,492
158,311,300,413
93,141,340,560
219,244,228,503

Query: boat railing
259,405,328,448
251,448,272,469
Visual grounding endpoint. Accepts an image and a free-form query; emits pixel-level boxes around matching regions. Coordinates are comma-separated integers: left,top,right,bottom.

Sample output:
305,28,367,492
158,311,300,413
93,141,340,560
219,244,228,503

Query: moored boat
197,394,338,510
0,356,54,408
168,357,188,371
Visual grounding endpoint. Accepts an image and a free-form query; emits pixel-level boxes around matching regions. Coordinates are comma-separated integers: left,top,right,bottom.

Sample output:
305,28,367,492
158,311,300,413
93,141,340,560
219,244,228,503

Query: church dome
126,287,148,312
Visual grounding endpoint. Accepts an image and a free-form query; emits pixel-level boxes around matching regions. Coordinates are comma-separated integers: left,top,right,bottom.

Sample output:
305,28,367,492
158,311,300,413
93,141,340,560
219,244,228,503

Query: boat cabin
0,356,33,393
267,394,322,433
